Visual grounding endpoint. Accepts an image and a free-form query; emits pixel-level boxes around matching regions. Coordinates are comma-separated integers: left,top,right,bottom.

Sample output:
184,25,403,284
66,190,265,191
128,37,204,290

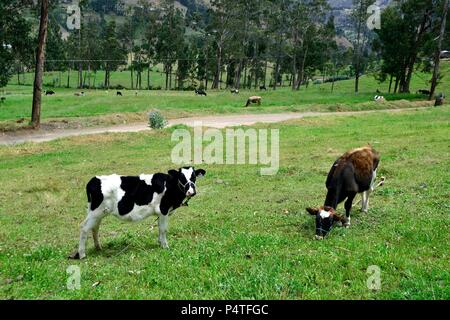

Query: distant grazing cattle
195,88,207,96
117,91,123,96
417,89,431,95
69,167,206,260
374,95,385,102
74,92,85,97
259,85,267,91
45,90,55,96
245,96,262,107
306,145,381,239
435,93,445,106
230,89,239,94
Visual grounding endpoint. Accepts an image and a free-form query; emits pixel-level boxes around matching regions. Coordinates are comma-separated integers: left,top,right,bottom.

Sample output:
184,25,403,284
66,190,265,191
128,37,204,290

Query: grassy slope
0,107,448,299
0,62,448,123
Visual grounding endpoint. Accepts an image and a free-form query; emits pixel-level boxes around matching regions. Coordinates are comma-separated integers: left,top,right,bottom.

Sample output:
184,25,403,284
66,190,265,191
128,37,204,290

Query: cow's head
306,206,346,240
169,167,206,198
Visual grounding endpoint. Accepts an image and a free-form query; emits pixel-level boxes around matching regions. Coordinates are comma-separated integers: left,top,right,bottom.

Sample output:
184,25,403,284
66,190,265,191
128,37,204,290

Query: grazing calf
195,88,207,96
435,93,445,106
117,91,123,96
306,146,380,239
69,167,206,259
45,90,55,96
259,85,267,91
245,96,262,107
374,95,385,102
417,89,431,95
230,89,239,94
74,92,85,97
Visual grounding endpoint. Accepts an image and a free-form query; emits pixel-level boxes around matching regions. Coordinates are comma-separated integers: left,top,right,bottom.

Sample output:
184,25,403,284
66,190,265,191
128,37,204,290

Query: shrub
148,111,167,129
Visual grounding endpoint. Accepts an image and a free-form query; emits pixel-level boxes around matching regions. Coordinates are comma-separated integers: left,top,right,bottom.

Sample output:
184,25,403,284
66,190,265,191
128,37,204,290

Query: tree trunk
17,65,21,85
296,46,308,90
31,0,49,129
235,60,243,89
263,60,268,88
67,66,71,88
402,10,431,93
169,65,172,90
291,54,297,90
147,64,151,90
131,65,134,90
354,2,363,94
273,61,280,90
212,46,222,89
388,74,393,93
394,76,399,94
165,64,169,90
429,0,448,100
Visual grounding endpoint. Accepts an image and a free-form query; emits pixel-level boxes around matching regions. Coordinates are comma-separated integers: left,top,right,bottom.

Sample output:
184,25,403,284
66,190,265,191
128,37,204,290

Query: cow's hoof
68,251,85,260
344,223,351,228
315,235,324,241
159,241,170,249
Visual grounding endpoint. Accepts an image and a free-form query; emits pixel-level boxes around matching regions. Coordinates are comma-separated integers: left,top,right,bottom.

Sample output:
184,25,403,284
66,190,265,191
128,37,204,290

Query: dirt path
0,107,428,145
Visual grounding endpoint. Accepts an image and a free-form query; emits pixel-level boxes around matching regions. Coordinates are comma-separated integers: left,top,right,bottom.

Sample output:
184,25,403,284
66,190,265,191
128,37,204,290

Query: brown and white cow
306,146,380,239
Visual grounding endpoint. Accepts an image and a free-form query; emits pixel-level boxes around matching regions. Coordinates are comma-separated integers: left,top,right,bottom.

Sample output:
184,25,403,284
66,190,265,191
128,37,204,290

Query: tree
351,0,372,93
374,0,436,93
31,0,50,129
429,0,448,100
101,21,126,88
155,1,186,90
0,0,32,88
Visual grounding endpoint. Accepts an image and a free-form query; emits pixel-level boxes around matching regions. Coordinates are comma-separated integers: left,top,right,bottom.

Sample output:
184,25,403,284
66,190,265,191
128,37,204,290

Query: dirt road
0,108,428,145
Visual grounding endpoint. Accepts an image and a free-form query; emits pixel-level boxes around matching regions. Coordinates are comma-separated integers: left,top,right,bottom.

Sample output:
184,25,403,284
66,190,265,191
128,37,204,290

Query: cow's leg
92,214,106,251
362,190,371,213
70,211,103,259
362,170,377,213
158,214,169,249
344,192,357,227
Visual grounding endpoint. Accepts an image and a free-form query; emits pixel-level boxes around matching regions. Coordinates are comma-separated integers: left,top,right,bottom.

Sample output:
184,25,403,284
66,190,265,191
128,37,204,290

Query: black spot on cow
45,90,55,96
116,174,168,216
86,177,103,211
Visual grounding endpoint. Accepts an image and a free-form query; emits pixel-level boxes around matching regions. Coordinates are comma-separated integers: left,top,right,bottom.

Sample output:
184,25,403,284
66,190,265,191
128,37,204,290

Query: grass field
1,62,448,128
0,107,448,299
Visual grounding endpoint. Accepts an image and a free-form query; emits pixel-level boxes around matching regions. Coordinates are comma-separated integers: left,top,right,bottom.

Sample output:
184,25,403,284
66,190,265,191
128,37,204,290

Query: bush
148,111,168,129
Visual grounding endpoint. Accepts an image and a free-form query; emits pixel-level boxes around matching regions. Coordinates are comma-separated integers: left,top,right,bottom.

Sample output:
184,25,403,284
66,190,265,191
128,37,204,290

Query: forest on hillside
1,0,448,93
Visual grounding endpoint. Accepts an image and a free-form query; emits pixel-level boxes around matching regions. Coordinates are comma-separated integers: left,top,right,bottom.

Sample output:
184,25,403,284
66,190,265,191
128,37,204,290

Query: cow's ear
195,169,206,178
306,207,320,215
168,170,179,177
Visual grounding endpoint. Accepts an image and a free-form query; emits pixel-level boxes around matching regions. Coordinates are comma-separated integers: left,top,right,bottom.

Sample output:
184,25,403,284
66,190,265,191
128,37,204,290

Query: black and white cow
306,146,380,239
69,167,206,259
